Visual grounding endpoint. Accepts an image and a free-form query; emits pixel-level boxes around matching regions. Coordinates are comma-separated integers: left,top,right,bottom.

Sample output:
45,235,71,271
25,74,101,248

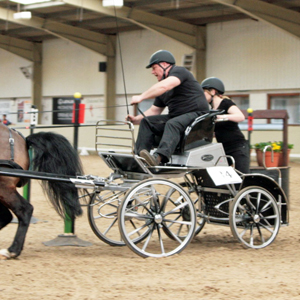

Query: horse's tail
26,132,83,219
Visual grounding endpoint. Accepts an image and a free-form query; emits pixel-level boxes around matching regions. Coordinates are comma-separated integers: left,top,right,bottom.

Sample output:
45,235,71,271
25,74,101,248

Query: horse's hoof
0,249,13,260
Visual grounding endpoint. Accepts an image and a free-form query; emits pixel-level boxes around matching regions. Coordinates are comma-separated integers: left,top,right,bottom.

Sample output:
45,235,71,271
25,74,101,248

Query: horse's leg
0,202,13,229
0,203,14,260
0,185,33,260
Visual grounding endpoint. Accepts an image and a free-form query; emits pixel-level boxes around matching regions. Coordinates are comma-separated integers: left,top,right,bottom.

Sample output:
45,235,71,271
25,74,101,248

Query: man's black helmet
146,50,176,68
201,77,225,94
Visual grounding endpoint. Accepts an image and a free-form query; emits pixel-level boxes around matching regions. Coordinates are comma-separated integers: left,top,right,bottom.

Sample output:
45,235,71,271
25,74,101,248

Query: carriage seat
153,110,223,155
175,110,222,154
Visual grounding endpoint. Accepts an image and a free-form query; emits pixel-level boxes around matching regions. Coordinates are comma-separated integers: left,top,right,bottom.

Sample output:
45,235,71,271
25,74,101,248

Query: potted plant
277,141,294,166
253,141,293,167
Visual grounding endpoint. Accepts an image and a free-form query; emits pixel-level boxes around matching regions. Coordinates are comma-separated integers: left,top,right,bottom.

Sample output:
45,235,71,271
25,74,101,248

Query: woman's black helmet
200,77,225,94
146,50,176,68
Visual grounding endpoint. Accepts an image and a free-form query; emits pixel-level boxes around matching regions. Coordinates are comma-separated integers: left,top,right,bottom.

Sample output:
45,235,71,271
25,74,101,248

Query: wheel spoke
245,194,256,210
255,223,265,243
103,217,118,235
233,216,245,223
260,199,273,213
165,213,181,229
163,218,193,226
257,222,275,234
256,192,262,214
142,224,155,252
156,225,165,255
249,225,254,247
128,222,151,237
261,214,279,220
163,201,189,216
124,211,152,220
162,223,183,244
237,227,248,239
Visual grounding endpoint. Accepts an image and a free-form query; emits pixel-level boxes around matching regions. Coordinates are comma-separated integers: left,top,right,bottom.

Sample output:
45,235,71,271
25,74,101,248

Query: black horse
0,123,83,259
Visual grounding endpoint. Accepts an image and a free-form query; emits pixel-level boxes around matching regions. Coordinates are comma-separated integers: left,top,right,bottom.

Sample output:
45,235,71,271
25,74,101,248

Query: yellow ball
74,92,82,99
247,108,253,113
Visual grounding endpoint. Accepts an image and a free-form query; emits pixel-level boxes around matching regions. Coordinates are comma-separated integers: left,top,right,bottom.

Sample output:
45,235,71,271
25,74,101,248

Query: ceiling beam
62,0,201,48
159,4,226,17
0,6,108,55
212,0,300,39
128,0,174,8
184,13,249,25
0,34,35,60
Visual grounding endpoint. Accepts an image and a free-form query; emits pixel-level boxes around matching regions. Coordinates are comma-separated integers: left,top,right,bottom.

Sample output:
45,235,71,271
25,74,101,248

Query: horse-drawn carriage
87,111,289,257
0,111,289,259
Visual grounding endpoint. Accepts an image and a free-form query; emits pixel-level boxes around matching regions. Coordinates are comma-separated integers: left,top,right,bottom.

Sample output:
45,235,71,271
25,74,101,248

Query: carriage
87,111,289,258
0,110,289,259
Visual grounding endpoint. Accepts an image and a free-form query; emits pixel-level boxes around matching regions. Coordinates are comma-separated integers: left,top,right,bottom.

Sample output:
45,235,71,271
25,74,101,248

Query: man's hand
131,95,143,105
126,114,141,125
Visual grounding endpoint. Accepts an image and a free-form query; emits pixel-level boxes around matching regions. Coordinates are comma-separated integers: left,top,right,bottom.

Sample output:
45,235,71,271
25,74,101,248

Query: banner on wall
52,97,74,124
0,100,11,118
83,97,105,124
17,99,32,123
0,99,31,124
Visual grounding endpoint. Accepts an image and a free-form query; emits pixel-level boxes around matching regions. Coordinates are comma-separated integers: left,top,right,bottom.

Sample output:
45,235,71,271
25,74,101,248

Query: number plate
206,166,242,186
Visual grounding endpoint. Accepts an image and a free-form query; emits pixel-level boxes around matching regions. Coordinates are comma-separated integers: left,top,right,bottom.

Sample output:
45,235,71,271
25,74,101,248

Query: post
25,105,38,204
23,106,40,224
12,106,39,224
73,92,81,151
43,92,92,247
65,92,80,233
247,108,253,154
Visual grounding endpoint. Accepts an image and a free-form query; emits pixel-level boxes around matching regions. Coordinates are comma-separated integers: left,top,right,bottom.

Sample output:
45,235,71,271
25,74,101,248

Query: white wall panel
0,49,31,98
207,20,300,92
116,30,194,94
43,39,106,96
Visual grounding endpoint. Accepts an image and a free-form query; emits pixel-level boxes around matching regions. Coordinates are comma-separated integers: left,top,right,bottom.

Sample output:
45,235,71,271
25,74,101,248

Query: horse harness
0,128,28,187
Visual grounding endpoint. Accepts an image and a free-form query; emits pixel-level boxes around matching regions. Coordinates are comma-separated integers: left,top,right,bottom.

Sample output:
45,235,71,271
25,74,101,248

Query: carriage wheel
229,186,280,249
118,179,196,258
162,183,205,239
88,190,150,246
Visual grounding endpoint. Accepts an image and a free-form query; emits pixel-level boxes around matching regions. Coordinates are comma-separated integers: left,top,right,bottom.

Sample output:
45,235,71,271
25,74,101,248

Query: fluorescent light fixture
10,0,51,5
24,1,64,9
13,11,32,19
102,0,123,7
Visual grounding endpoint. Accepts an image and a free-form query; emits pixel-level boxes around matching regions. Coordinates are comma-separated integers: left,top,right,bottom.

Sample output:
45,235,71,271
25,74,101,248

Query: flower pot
256,150,280,167
278,149,291,167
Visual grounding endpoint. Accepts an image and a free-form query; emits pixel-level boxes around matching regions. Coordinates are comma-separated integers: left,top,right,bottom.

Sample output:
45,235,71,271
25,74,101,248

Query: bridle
7,128,25,161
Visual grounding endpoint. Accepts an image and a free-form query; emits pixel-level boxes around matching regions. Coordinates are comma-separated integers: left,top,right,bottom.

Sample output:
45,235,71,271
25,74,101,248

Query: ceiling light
10,0,51,5
24,1,64,9
13,11,32,19
102,0,123,7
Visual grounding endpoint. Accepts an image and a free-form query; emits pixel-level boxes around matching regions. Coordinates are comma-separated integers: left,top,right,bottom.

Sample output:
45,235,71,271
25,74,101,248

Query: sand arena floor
1,155,300,300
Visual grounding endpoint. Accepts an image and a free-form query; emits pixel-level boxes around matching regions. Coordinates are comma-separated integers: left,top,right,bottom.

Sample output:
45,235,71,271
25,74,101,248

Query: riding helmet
146,50,176,68
200,77,225,94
